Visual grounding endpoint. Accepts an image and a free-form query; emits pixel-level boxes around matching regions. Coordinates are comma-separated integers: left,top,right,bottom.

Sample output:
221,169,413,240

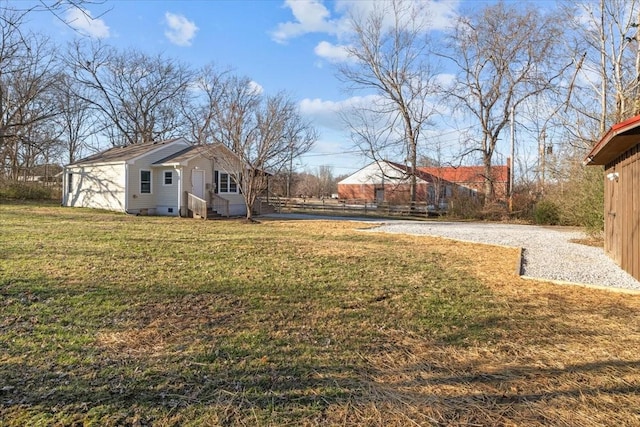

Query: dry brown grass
1,204,639,426
307,225,640,426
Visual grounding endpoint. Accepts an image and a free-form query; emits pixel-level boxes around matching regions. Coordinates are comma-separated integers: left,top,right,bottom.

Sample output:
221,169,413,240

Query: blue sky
23,0,512,176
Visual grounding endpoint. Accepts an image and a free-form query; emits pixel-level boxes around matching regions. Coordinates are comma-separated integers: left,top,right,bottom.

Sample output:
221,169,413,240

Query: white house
62,138,247,217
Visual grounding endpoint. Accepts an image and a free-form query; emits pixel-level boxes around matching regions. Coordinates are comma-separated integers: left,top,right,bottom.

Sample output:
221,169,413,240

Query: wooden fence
260,197,445,217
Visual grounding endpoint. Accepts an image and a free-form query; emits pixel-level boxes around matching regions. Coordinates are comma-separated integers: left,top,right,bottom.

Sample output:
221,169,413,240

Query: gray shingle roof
68,138,184,166
152,145,210,165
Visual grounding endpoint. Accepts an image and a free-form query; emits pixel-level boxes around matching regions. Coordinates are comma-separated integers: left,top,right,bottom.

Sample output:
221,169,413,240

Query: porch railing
211,192,230,217
187,192,207,219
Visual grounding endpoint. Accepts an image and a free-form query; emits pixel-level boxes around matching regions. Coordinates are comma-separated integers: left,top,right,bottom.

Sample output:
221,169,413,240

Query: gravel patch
367,221,640,291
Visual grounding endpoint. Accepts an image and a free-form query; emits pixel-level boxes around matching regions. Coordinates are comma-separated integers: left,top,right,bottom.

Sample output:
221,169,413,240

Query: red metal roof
586,114,640,166
419,165,509,183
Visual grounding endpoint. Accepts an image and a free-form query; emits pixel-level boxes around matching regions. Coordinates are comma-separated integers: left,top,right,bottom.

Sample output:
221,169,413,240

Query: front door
375,187,384,204
192,170,205,199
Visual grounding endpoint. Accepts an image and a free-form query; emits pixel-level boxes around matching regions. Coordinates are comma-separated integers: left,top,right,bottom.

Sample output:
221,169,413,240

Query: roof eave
586,114,640,166
65,160,125,168
151,162,184,168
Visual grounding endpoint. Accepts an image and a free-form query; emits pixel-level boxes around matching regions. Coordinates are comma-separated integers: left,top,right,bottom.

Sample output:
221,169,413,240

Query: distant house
16,164,63,183
337,160,474,208
585,114,640,281
419,164,511,201
62,138,247,217
337,160,511,208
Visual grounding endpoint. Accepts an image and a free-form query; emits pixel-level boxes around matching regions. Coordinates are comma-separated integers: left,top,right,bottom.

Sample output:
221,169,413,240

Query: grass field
1,202,639,426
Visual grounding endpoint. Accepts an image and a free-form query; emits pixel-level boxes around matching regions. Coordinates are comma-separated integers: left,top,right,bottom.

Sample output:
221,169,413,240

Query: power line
298,150,362,158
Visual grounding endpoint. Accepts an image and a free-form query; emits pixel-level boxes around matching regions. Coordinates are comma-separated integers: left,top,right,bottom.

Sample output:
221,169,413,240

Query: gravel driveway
368,221,640,291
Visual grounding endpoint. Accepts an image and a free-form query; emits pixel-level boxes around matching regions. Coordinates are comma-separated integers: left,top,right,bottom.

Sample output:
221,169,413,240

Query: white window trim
67,172,73,194
140,170,152,194
218,171,239,194
163,170,173,186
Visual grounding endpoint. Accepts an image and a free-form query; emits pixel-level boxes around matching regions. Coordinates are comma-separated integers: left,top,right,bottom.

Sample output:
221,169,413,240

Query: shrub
541,162,604,233
0,182,56,200
533,199,560,225
447,190,484,219
510,187,538,222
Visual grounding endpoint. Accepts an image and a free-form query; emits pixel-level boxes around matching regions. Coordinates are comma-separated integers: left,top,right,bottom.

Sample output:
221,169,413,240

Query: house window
218,172,238,193
140,170,151,194
67,173,73,193
163,171,173,185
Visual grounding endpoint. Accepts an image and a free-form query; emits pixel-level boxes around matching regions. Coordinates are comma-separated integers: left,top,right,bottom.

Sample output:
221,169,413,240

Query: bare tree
66,40,195,146
0,10,61,180
205,74,316,220
315,165,334,198
338,0,440,206
53,73,98,164
565,0,640,138
1,1,108,28
183,63,231,145
442,2,568,202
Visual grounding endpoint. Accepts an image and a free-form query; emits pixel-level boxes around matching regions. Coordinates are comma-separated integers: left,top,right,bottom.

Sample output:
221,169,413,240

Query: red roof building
337,160,509,208
419,164,510,201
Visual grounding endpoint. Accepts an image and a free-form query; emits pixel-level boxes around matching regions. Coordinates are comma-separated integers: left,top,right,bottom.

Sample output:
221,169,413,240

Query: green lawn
1,202,639,426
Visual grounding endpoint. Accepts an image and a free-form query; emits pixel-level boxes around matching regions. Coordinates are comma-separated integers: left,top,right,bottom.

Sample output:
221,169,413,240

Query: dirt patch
570,237,604,248
96,294,245,358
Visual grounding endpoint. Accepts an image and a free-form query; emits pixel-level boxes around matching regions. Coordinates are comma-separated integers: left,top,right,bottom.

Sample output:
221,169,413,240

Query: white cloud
248,81,264,95
314,41,352,63
65,7,110,38
435,73,456,88
164,12,198,47
424,0,460,31
299,95,381,131
336,0,459,31
274,0,460,66
271,0,340,43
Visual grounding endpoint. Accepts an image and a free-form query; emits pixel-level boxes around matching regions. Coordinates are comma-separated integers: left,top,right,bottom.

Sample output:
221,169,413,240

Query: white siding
126,142,190,213
179,153,248,217
63,163,127,212
183,157,214,195
155,168,180,215
226,194,247,216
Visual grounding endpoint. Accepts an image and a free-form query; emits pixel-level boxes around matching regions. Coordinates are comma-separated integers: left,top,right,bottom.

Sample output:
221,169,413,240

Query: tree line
334,0,640,228
2,0,638,229
0,2,316,202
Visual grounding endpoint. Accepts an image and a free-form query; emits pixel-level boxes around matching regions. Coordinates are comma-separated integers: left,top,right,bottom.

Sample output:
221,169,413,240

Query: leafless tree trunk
0,10,61,181
196,73,316,220
338,0,439,206
442,2,567,202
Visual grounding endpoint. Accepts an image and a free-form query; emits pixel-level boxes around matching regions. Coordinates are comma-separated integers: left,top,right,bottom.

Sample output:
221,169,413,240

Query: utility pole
286,138,293,199
539,129,546,196
509,105,515,212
